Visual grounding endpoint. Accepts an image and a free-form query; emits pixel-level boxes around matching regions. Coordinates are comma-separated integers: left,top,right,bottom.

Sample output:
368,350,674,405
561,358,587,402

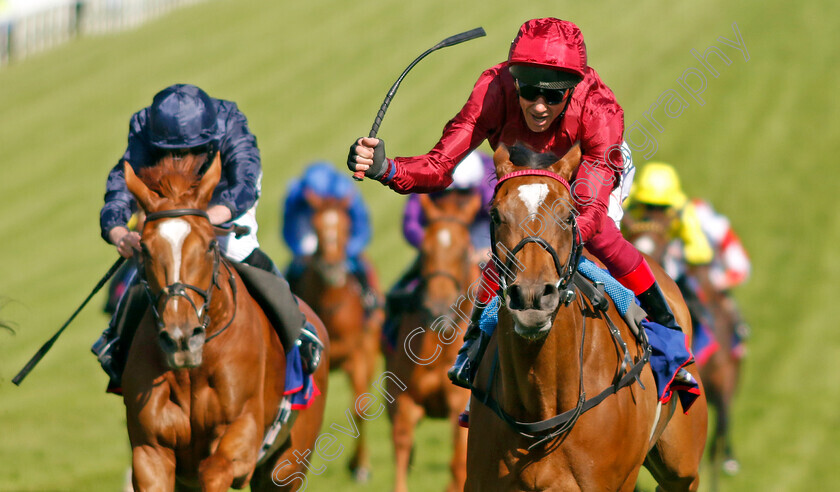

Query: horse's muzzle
506,281,560,312
508,309,554,340
505,281,560,340
158,325,206,369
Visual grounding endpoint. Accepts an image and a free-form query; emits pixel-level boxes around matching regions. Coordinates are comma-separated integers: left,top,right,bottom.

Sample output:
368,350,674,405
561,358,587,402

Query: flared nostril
539,283,560,311
507,284,525,310
158,331,178,353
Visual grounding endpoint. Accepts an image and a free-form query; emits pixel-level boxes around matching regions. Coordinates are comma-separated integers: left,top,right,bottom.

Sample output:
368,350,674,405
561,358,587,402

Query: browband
145,209,209,222
495,169,571,194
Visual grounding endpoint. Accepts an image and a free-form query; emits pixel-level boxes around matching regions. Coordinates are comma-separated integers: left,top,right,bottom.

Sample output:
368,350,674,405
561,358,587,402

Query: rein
141,208,239,344
471,278,652,449
477,168,652,447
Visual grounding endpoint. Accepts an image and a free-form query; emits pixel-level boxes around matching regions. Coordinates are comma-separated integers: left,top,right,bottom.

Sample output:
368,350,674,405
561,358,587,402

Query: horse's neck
495,308,590,419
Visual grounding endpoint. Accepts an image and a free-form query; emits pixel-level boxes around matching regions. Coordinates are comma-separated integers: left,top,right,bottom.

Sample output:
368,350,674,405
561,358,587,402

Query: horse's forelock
508,144,559,170
139,154,208,199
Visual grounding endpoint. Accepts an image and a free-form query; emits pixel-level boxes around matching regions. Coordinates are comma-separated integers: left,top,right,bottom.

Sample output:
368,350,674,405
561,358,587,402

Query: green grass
0,0,838,490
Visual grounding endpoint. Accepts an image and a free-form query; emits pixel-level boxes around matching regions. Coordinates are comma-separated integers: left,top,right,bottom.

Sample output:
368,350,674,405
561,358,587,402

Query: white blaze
322,210,340,244
159,218,191,284
323,210,340,227
517,184,549,216
437,228,452,248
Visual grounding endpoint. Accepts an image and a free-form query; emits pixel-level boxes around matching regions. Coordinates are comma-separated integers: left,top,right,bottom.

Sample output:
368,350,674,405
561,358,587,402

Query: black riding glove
347,138,388,180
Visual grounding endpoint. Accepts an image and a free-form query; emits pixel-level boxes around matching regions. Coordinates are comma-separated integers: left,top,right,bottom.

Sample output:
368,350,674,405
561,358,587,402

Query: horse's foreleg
447,392,469,492
132,444,175,492
199,416,260,492
646,367,707,492
720,353,741,476
347,353,373,482
392,393,424,492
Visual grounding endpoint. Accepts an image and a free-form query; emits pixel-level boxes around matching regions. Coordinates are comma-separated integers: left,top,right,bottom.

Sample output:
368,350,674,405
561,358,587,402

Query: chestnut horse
465,144,707,491
385,191,481,492
122,154,329,491
290,190,382,482
623,208,742,487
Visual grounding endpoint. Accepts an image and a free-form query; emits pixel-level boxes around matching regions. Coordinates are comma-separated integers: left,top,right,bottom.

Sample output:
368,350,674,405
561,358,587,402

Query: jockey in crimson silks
347,18,694,388
281,161,381,309
92,84,324,392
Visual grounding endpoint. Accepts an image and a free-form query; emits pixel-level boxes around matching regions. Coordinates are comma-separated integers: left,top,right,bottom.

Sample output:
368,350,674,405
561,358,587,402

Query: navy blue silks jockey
92,84,323,393
100,84,261,242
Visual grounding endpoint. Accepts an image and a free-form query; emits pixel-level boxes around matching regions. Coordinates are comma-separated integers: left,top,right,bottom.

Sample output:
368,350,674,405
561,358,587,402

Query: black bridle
474,168,649,448
140,208,237,344
490,169,583,295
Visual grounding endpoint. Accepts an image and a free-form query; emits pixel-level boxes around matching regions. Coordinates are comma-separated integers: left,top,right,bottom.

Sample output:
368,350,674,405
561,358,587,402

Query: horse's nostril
188,327,206,352
158,331,178,353
540,284,560,311
507,285,525,310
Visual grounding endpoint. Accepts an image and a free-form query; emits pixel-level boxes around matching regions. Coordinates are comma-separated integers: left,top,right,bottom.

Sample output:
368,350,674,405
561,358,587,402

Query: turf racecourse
1,0,838,490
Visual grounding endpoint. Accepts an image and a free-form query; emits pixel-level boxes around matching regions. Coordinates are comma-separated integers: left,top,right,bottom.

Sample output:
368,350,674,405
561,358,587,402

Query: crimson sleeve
573,90,625,243
386,68,505,194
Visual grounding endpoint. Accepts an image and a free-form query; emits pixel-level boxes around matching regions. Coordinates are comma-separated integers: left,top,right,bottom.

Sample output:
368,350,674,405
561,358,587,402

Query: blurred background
0,0,837,490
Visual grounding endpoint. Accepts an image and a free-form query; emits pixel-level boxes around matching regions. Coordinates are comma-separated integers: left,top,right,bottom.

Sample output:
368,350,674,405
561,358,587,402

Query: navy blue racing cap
149,84,218,149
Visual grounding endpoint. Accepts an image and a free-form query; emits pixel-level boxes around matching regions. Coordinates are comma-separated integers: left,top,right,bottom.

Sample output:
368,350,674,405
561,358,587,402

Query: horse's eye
490,208,502,225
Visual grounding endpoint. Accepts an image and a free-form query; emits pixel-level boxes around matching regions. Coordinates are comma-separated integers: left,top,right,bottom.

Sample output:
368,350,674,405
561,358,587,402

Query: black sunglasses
516,83,569,105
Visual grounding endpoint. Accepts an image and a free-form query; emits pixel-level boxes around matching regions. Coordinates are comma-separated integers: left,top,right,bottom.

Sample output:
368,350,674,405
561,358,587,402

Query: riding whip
12,257,126,385
353,27,486,181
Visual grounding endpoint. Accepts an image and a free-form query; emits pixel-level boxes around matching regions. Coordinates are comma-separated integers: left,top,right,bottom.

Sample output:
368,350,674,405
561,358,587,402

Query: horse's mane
138,153,209,200
509,143,559,170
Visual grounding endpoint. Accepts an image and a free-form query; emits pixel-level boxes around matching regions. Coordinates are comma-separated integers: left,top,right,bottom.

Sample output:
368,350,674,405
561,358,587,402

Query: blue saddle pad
284,345,320,410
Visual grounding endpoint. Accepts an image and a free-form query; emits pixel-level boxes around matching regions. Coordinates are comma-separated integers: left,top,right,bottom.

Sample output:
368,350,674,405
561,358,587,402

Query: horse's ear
494,144,515,179
304,188,324,210
124,161,161,212
197,152,222,208
339,194,352,210
418,194,441,221
550,143,582,182
463,192,483,223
